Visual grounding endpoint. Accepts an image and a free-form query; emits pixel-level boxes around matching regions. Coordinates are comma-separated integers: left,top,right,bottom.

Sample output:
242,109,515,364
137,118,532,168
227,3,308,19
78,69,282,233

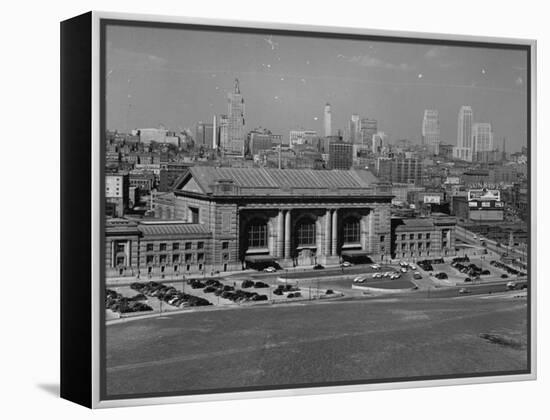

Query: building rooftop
137,221,211,238
179,166,385,197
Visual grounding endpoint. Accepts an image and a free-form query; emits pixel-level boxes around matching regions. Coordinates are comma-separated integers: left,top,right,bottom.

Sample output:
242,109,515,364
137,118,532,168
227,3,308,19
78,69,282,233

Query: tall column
277,210,284,258
331,209,338,256
325,209,332,256
360,216,367,251
111,240,115,268
284,210,291,258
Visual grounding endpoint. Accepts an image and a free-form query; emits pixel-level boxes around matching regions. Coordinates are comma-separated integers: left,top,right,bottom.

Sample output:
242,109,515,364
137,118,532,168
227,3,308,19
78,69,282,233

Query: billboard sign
424,195,441,204
468,188,500,202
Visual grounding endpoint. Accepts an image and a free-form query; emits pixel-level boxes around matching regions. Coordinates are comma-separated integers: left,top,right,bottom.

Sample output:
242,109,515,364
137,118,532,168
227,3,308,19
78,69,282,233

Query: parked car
203,286,217,293
341,261,352,267
390,273,401,280
400,267,407,273
253,281,269,288
370,264,381,270
263,266,277,273
464,277,472,282
372,272,382,278
325,289,334,295
313,264,325,270
506,281,517,290
481,270,491,275
191,281,206,289
413,272,422,280
251,294,268,301
435,272,448,279
273,289,284,296
353,276,367,283
205,279,222,287
241,280,255,288
459,288,470,294
501,274,509,279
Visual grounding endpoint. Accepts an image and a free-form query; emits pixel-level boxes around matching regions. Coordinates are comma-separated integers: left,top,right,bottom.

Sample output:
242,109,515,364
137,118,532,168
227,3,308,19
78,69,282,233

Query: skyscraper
453,106,473,161
227,78,245,155
348,114,360,144
472,123,494,153
195,121,214,147
324,103,332,137
360,118,377,147
219,114,229,150
422,110,440,155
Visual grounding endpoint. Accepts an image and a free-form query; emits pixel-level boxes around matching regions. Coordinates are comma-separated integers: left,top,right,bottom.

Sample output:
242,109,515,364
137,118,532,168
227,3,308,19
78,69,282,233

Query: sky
105,24,528,152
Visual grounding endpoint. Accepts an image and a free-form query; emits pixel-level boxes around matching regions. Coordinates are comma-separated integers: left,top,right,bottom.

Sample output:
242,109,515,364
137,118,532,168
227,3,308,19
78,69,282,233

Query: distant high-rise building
219,114,229,150
422,109,440,155
472,123,494,161
372,131,387,155
376,157,422,185
457,106,473,148
195,121,214,148
328,141,353,170
360,118,377,147
324,103,332,137
453,106,473,162
212,115,218,149
348,114,361,144
226,78,245,155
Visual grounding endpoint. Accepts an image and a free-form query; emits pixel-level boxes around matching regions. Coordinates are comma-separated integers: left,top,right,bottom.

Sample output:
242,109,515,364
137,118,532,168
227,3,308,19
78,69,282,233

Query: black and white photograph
99,16,533,402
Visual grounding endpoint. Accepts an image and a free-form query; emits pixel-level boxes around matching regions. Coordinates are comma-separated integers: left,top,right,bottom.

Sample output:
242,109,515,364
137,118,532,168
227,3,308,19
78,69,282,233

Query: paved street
106,292,529,397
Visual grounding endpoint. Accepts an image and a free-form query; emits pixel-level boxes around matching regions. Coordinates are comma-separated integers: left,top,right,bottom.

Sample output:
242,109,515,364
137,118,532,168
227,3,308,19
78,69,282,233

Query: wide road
106,292,529,397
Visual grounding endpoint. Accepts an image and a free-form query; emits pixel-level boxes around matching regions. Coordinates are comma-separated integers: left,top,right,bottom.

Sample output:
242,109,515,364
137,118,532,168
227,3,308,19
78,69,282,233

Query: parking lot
106,255,528,320
106,276,344,320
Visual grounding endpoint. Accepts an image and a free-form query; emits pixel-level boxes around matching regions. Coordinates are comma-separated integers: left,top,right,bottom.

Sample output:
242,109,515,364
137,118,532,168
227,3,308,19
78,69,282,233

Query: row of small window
145,253,205,265
145,241,205,252
400,242,431,250
400,233,431,241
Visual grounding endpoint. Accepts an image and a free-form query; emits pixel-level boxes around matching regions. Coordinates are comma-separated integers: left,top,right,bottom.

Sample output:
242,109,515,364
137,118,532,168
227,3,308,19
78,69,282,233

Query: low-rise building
391,215,457,259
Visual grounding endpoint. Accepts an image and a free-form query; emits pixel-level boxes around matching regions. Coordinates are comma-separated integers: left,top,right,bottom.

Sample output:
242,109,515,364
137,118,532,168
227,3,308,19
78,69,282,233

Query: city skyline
106,25,528,152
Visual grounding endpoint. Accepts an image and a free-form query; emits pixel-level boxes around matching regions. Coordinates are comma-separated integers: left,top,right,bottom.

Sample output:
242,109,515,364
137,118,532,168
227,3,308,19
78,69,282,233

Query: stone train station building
105,166,395,278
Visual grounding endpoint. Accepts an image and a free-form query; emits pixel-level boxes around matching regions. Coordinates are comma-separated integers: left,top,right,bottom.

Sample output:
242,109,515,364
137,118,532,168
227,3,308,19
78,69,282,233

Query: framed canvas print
60,11,537,408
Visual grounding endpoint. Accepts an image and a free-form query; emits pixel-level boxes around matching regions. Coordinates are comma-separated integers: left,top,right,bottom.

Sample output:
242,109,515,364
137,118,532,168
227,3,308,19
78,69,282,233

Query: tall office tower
348,114,361,144
457,106,473,148
212,114,218,149
422,109,440,155
194,121,214,147
360,118,377,147
227,78,245,155
453,106,473,161
219,114,229,150
324,103,332,137
472,122,494,154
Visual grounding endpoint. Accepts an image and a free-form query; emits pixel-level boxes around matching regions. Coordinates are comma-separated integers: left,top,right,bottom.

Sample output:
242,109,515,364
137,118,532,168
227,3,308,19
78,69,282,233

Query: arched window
296,219,316,247
343,218,360,244
248,222,268,249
